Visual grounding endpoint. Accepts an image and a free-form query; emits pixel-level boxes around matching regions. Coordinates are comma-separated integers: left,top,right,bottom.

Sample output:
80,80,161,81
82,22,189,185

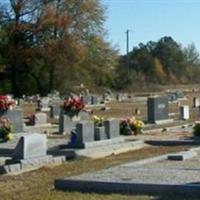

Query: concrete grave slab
55,148,200,197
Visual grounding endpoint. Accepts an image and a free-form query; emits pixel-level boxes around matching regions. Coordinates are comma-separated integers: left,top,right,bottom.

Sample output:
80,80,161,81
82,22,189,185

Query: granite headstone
147,96,168,123
0,109,24,133
12,133,47,160
104,119,120,139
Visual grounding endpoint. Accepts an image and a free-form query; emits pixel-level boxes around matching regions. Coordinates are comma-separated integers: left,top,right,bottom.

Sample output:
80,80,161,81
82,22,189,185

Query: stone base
55,180,200,197
155,119,174,125
167,151,197,161
1,155,65,174
60,142,85,149
41,108,50,112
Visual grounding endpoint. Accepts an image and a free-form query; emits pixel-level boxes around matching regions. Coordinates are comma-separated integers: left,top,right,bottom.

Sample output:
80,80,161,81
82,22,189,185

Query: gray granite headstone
175,91,184,99
81,95,91,105
41,97,50,111
0,109,24,133
180,105,189,120
79,110,90,121
104,119,120,139
12,133,47,160
94,126,106,141
168,94,177,102
147,96,168,123
193,97,200,108
16,98,24,106
34,112,47,125
50,105,60,119
91,96,98,105
59,109,80,134
116,94,122,101
76,121,94,144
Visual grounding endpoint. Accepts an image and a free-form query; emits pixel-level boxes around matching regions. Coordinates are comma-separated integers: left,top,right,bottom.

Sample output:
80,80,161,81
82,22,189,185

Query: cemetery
2,0,200,199
1,88,200,199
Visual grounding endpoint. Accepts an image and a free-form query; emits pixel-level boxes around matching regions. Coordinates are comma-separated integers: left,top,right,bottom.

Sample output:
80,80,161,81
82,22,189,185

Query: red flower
0,96,15,111
63,98,85,113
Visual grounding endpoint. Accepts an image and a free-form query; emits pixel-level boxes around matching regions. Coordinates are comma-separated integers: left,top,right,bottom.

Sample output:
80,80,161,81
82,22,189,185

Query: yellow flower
5,133,13,141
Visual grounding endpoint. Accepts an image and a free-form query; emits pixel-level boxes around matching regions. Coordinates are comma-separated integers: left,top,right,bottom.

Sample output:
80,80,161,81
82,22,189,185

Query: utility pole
126,29,131,75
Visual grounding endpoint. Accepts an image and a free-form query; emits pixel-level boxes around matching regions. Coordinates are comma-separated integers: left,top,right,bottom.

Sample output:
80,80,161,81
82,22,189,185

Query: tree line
0,1,200,97
0,0,118,96
117,37,200,90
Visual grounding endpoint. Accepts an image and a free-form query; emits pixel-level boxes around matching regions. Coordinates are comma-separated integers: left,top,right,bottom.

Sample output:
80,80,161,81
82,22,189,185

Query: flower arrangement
120,120,132,135
128,117,144,135
0,95,16,111
0,117,13,142
63,97,85,115
120,117,144,135
92,115,104,127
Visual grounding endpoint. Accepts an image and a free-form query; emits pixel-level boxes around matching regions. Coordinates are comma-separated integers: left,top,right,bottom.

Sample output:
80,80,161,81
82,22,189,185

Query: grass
0,145,196,200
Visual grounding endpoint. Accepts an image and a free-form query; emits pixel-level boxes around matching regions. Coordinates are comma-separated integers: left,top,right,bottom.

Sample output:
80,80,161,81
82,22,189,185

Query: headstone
135,108,141,115
91,96,98,105
168,94,177,102
175,91,185,99
94,126,106,141
12,133,47,160
76,121,94,144
81,95,91,105
116,94,122,101
41,97,50,111
79,110,90,121
0,109,24,133
147,96,168,123
193,97,200,108
50,105,60,119
34,112,47,125
16,98,24,106
59,109,80,134
104,119,120,139
180,105,189,120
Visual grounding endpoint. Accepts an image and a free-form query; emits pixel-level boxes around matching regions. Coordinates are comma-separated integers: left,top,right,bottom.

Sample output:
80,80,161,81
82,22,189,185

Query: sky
101,0,200,55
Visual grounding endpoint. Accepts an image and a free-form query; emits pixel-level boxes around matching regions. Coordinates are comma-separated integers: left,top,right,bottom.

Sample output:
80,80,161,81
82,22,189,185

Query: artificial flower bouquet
120,117,144,135
128,117,144,135
120,119,132,135
0,95,16,111
92,115,104,127
0,117,13,142
63,97,85,115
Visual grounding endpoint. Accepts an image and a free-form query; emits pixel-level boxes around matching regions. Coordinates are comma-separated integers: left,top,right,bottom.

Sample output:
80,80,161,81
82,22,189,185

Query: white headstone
12,133,47,160
34,112,47,125
180,105,189,120
193,97,200,108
